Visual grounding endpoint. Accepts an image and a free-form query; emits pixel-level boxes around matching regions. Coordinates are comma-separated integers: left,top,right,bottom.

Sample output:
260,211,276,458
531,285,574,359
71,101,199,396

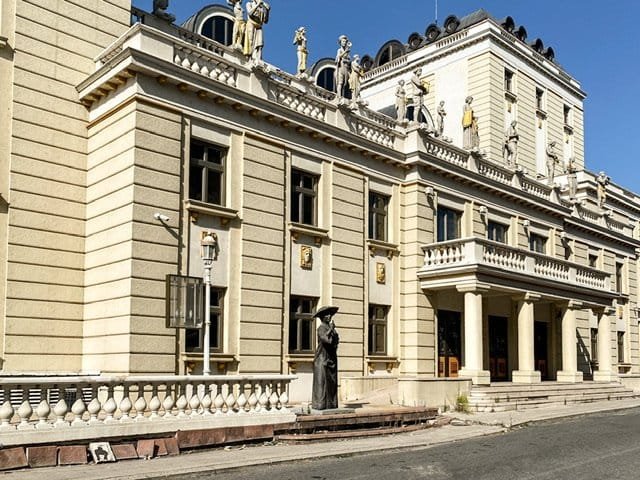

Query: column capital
592,305,615,316
558,300,583,310
456,282,491,294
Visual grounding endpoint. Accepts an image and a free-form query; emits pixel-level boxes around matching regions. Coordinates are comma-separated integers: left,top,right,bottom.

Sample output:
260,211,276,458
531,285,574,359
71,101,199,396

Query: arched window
316,66,336,92
200,15,233,46
375,41,405,67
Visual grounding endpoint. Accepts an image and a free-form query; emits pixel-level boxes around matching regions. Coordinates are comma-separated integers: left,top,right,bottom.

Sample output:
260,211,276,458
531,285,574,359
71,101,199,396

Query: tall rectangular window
186,288,224,353
289,296,317,354
535,87,545,111
590,328,598,364
588,253,598,268
437,207,461,242
529,233,547,254
368,305,388,355
189,141,225,205
615,262,624,293
291,169,318,226
618,332,625,363
563,105,572,125
504,69,514,93
487,221,508,244
368,192,389,241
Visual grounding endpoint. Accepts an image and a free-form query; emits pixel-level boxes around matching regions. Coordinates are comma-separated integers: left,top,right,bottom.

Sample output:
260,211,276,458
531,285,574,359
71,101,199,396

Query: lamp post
201,231,217,375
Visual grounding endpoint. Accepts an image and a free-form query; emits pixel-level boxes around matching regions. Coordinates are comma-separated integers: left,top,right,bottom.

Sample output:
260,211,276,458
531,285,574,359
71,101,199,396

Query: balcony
418,238,614,305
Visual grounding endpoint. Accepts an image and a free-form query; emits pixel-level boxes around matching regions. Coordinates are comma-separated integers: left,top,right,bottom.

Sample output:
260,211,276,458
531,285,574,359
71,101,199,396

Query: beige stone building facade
1,2,639,405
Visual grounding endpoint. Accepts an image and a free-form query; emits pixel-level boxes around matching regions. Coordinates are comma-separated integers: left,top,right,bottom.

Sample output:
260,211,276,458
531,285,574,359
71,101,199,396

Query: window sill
366,356,398,373
367,239,399,258
536,108,547,119
185,199,239,225
504,91,517,103
289,222,330,245
181,352,237,363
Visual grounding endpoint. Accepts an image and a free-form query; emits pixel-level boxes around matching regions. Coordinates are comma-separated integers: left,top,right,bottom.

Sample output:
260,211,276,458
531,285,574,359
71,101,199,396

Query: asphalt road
160,408,640,480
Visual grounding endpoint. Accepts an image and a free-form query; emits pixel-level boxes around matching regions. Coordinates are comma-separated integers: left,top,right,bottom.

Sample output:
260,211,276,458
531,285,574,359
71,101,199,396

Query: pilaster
512,292,542,383
457,284,490,385
556,300,584,383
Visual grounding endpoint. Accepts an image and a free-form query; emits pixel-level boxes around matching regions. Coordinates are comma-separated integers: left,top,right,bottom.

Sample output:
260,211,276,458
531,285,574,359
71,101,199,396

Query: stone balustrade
421,238,610,293
0,375,294,435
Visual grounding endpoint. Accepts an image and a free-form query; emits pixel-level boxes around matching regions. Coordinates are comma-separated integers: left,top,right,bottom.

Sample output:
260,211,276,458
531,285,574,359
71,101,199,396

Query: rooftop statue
410,68,429,123
228,0,245,51
565,157,578,199
546,141,559,185
152,0,176,22
349,54,365,107
293,27,308,77
437,100,447,137
395,80,407,124
503,120,519,167
596,171,610,208
335,35,352,98
462,96,479,150
312,305,340,410
244,0,270,64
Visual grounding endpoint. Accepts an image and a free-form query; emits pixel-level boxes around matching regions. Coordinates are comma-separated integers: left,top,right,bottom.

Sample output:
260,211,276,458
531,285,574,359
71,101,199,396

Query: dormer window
200,15,233,46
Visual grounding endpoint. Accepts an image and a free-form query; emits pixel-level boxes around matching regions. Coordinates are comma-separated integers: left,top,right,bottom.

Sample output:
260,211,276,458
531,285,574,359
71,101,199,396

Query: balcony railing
0,375,294,442
421,238,610,292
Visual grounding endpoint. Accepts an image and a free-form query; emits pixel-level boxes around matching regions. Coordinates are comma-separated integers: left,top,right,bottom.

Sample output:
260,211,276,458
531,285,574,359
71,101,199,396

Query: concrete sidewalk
5,398,640,480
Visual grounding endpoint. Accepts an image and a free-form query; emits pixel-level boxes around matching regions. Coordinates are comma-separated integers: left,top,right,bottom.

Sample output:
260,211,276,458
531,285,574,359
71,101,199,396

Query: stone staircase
468,382,639,412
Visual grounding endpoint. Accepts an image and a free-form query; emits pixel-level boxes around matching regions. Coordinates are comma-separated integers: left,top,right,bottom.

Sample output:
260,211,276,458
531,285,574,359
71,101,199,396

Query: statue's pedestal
310,408,356,415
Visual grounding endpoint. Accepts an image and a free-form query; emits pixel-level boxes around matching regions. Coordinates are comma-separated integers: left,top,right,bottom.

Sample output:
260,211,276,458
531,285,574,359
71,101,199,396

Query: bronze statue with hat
312,305,340,410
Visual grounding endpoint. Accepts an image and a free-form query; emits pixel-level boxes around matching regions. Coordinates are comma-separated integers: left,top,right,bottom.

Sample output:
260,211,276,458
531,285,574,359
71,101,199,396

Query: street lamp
200,231,217,375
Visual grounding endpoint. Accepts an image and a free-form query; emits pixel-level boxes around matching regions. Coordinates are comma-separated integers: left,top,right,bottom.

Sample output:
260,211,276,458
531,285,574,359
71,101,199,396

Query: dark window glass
618,332,625,363
201,16,233,46
186,288,224,352
504,69,514,92
291,169,318,226
369,192,389,241
588,254,598,268
529,233,547,254
316,67,336,92
368,305,388,355
590,328,598,364
437,207,461,242
616,262,624,293
289,296,317,354
536,88,544,110
487,221,508,244
563,105,571,125
189,141,225,205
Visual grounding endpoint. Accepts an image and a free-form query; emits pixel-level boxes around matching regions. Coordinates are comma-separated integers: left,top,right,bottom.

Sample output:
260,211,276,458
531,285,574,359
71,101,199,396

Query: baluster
236,382,248,414
211,382,223,415
278,384,289,412
0,388,15,431
188,388,201,418
35,385,52,430
269,386,279,413
162,383,176,419
102,385,118,424
258,383,269,413
71,386,87,427
247,383,259,414
119,384,133,423
225,383,236,415
134,383,148,422
201,383,213,416
148,384,162,421
176,381,189,419
87,385,102,425
53,397,70,428
17,396,34,430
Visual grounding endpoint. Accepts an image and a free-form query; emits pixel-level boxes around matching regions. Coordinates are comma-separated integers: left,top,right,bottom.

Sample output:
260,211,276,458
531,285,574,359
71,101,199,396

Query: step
470,386,632,401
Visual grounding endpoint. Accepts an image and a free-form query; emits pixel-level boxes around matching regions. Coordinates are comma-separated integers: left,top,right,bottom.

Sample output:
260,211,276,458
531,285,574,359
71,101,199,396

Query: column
512,293,542,383
556,301,583,383
457,285,490,385
593,307,617,382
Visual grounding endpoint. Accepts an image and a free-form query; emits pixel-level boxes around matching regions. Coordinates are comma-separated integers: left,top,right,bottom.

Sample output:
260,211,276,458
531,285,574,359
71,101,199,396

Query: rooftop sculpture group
227,0,271,65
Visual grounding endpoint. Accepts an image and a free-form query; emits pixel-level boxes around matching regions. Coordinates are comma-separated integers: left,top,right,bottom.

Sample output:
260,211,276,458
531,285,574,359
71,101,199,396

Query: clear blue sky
134,1,640,193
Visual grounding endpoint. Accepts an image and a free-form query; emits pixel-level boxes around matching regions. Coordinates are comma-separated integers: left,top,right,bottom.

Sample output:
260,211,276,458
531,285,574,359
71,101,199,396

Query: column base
512,370,541,384
593,370,618,382
556,371,584,383
458,368,491,386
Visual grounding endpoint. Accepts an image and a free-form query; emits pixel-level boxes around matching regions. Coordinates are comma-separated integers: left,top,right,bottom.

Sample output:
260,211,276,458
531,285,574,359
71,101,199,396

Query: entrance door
489,316,509,381
534,321,549,380
438,310,461,378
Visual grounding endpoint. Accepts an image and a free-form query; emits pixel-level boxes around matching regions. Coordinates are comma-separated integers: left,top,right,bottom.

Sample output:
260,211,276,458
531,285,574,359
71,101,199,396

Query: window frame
436,206,462,242
528,232,547,254
368,191,390,242
288,296,317,354
487,220,509,244
189,140,226,206
200,14,233,46
535,87,546,112
185,286,225,354
617,331,625,363
504,69,514,93
368,304,389,356
291,169,318,226
615,262,624,294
